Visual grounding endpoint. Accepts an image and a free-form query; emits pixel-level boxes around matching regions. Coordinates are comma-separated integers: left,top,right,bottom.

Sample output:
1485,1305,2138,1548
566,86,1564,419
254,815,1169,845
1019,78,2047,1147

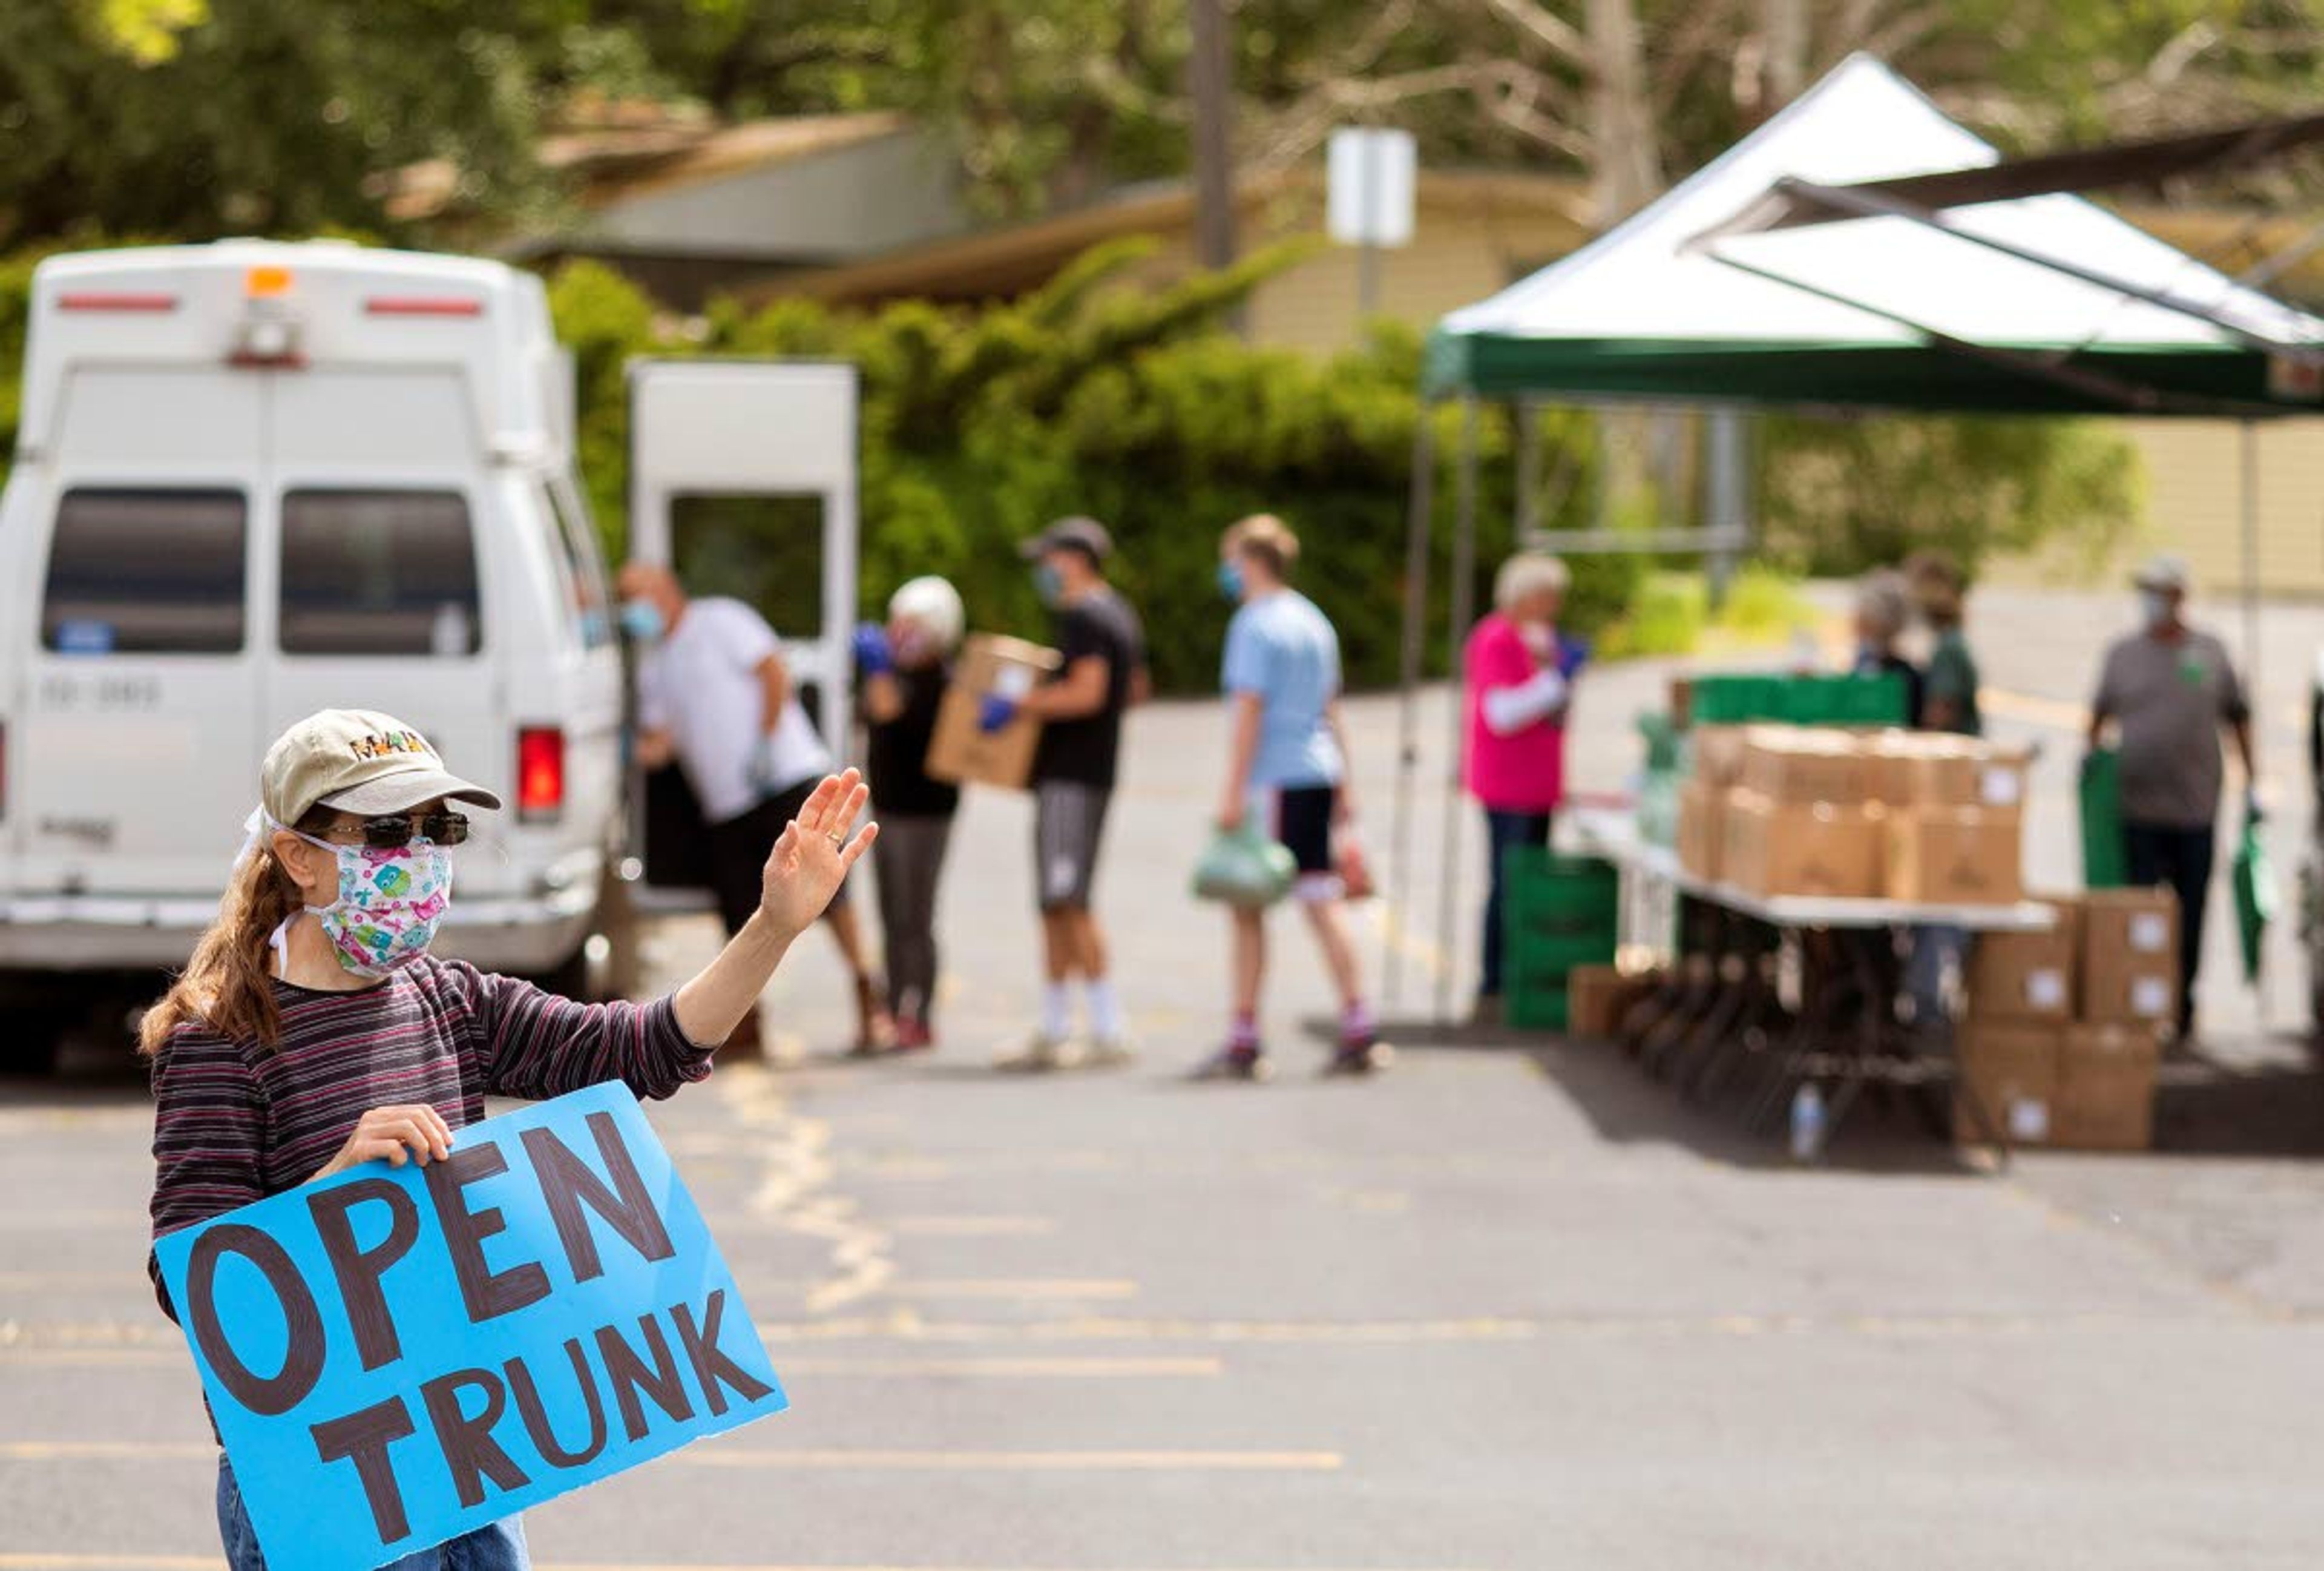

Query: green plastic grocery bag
2233,808,2276,985
2080,749,2127,890
1191,824,1297,909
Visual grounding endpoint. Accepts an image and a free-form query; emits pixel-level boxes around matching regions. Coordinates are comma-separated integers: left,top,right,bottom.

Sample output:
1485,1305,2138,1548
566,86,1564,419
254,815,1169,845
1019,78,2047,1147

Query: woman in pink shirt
1464,553,1584,1021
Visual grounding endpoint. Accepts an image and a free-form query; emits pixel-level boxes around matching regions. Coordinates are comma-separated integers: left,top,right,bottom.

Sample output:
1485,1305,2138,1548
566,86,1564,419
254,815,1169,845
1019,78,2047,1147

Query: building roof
764,166,1592,307
384,111,913,224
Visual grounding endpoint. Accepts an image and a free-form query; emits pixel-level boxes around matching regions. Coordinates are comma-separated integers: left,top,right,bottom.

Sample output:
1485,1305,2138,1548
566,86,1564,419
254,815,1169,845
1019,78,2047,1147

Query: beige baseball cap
261,710,501,826
2132,553,2192,594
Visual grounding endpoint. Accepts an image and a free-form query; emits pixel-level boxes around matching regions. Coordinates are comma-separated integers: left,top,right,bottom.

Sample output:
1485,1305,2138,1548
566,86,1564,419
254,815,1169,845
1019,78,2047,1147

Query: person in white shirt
619,563,895,1056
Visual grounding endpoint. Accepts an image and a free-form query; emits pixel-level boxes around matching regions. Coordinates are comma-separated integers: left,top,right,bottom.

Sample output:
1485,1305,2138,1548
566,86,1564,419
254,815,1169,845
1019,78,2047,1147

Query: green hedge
558,243,1635,693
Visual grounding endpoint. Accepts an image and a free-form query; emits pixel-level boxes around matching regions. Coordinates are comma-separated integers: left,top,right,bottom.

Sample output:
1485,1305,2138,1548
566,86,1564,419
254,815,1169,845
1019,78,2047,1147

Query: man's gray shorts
1034,779,1112,912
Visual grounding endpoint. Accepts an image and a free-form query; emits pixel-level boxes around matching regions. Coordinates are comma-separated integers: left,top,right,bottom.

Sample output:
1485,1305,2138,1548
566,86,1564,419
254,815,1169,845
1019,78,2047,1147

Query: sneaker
1084,1033,1138,1069
891,1015,935,1054
1188,1045,1271,1082
994,1032,1072,1073
1325,1038,1392,1077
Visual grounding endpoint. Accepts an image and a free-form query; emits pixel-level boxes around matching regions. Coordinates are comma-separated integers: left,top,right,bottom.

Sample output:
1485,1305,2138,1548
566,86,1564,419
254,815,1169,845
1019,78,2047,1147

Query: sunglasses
323,812,472,849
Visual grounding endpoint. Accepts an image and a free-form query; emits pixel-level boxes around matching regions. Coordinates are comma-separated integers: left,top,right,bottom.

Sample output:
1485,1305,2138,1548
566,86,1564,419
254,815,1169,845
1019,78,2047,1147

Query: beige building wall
1992,418,2324,597
1120,180,1589,358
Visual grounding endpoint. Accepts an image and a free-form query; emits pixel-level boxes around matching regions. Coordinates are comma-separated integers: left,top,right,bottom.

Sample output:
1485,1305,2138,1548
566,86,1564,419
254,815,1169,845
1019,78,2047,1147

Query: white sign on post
1327,128,1417,248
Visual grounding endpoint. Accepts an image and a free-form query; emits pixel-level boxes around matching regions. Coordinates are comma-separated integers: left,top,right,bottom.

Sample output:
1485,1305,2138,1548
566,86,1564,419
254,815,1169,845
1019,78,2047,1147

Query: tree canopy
5,1,2320,249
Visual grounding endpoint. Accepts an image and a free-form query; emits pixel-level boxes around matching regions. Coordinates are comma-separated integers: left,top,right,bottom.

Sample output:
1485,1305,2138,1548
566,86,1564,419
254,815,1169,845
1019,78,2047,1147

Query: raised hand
758,769,878,938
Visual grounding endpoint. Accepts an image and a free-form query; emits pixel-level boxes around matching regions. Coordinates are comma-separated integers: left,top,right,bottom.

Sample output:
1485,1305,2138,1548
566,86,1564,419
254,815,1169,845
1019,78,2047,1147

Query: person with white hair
1851,567,1925,723
1463,552,1587,1022
856,576,968,1052
2087,553,2257,1043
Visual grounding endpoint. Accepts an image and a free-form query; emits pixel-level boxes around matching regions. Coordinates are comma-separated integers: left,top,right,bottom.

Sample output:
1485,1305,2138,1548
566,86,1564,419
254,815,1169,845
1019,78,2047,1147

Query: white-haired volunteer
855,577,967,1051
1462,552,1584,1021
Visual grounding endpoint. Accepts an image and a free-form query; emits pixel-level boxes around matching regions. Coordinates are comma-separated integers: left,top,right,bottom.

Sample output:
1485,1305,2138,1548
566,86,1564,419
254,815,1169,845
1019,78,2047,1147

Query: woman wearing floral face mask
142,708,874,1571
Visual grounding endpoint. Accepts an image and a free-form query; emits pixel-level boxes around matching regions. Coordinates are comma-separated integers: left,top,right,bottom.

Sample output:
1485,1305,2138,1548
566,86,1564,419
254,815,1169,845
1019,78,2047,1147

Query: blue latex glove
1555,633,1592,679
977,694,1020,734
852,621,893,676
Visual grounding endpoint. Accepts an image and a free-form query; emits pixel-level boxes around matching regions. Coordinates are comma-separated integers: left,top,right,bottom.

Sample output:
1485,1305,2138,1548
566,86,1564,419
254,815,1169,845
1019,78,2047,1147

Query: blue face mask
620,598,665,642
1217,560,1246,602
1032,564,1064,607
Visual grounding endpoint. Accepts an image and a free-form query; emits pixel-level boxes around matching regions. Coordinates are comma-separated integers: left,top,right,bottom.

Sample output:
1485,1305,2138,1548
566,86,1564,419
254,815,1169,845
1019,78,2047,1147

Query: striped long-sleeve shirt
147,955,713,1319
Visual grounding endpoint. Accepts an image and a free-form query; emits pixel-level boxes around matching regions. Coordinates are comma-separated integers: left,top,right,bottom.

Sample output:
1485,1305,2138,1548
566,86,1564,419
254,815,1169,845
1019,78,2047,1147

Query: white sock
1040,983,1073,1041
1086,979,1124,1042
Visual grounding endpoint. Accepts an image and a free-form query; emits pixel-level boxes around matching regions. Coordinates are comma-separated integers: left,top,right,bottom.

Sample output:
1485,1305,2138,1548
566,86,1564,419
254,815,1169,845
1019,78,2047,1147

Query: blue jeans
1479,808,1554,999
218,1456,530,1571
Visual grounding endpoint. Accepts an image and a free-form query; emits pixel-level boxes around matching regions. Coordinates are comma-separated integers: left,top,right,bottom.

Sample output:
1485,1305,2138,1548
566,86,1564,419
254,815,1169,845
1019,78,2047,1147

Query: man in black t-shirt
1002,516,1147,1068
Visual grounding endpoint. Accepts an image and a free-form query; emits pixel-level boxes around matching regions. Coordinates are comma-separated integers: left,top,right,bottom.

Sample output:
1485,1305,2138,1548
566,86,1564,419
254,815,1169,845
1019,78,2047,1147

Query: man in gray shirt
2086,554,2257,1041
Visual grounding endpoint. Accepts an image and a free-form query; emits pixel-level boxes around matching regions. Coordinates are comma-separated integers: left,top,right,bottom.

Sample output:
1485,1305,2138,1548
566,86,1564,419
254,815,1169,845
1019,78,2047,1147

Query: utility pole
1189,0,1236,273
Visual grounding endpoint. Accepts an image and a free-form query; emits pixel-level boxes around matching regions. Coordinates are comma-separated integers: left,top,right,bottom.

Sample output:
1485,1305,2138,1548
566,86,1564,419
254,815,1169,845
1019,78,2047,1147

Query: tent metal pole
2242,420,2262,720
1515,399,1541,537
1385,407,1437,1010
1434,395,1482,1025
1704,407,1748,609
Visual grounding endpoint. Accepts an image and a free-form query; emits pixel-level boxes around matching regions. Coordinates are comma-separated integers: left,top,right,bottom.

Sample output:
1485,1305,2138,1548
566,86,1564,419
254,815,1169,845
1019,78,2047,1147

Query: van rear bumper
0,891,596,975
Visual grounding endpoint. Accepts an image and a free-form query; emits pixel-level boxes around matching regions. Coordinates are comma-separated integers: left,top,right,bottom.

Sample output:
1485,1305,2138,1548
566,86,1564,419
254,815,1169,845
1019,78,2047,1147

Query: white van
0,240,623,1025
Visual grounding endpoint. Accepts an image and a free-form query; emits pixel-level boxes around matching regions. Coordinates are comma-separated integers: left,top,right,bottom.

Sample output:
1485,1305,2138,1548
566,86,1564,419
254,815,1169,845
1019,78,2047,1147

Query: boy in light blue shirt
1201,515,1380,1081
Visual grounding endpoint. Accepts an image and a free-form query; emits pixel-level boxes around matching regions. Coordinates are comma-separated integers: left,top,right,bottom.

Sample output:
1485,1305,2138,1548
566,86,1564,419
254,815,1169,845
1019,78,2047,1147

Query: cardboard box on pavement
1720,791,1883,900
2079,888,2179,1026
1955,1019,2061,1147
924,633,1062,791
1966,898,2079,1022
1885,807,2024,906
2053,1022,2164,1150
1567,964,1623,1039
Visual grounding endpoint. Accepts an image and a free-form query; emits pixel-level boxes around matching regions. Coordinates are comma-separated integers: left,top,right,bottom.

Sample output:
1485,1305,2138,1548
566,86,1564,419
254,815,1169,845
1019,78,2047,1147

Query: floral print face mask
271,818,455,980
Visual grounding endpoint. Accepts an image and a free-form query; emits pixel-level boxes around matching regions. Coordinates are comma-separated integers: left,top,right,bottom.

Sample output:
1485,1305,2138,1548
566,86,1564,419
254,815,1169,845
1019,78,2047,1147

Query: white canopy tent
1391,54,2324,1020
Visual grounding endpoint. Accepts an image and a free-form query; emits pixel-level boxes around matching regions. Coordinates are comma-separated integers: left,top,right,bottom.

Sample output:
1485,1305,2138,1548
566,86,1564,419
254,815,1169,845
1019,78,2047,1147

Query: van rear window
280,489,481,656
42,489,247,654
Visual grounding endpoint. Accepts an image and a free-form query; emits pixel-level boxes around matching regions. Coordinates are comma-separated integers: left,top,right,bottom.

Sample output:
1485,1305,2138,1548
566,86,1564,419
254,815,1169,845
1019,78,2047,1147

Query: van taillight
57,292,178,312
517,726,565,823
366,297,483,317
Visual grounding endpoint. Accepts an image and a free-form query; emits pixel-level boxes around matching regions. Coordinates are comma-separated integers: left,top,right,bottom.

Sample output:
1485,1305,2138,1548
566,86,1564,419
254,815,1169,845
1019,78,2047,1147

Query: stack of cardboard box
1956,886,2176,1150
1676,726,2031,904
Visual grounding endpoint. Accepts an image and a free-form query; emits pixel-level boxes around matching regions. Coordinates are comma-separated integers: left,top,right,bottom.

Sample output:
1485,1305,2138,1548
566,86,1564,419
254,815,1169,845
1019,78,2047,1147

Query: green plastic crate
1690,674,1785,724
1505,979,1569,1032
1506,926,1618,977
1501,848,1620,915
1777,671,1908,726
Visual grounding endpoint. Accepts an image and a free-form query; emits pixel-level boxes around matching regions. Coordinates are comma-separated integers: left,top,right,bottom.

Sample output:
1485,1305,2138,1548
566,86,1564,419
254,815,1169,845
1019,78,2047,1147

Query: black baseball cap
1019,516,1113,564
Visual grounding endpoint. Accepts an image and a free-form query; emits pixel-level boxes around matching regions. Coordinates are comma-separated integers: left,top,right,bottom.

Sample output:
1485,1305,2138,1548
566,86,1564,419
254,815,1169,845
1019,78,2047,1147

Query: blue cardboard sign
154,1081,787,1571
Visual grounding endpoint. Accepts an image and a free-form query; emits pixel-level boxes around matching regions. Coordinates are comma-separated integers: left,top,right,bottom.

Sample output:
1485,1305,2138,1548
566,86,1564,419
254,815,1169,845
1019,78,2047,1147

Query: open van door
623,359,859,907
